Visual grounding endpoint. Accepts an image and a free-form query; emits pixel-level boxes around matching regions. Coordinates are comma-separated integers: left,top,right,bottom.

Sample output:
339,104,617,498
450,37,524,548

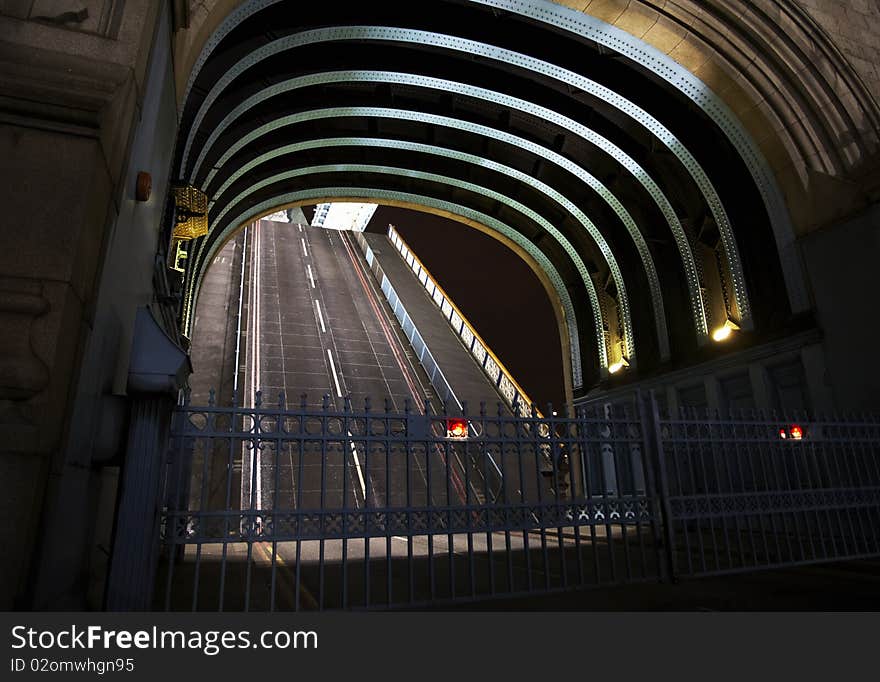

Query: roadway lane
239,220,456,521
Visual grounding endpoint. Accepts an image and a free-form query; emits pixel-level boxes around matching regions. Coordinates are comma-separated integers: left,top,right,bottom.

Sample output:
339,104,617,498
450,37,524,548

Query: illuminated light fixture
171,185,209,240
608,357,630,374
446,418,468,439
779,424,806,440
711,319,740,342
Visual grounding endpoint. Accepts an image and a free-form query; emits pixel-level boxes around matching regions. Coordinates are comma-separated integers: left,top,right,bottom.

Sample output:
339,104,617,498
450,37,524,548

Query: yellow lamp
711,319,740,342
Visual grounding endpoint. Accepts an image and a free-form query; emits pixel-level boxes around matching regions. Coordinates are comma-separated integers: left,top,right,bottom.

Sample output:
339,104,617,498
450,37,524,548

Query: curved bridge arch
191,68,707,348
186,187,587,387
171,0,824,394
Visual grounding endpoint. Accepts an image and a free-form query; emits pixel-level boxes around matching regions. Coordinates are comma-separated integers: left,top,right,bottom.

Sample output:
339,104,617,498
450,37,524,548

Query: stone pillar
105,307,189,611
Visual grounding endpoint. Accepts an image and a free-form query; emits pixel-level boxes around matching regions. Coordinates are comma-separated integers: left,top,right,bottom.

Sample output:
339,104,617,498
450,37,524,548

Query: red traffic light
446,418,468,439
779,424,806,440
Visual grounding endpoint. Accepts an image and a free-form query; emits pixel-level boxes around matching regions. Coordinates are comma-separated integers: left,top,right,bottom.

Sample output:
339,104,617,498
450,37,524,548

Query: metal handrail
386,224,541,418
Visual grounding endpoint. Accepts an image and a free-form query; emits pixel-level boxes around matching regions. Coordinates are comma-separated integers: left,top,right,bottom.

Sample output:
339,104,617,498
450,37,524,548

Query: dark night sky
304,204,566,408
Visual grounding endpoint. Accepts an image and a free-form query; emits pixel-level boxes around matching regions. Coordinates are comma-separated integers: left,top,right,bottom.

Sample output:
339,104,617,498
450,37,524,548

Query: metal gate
655,409,880,577
153,392,880,610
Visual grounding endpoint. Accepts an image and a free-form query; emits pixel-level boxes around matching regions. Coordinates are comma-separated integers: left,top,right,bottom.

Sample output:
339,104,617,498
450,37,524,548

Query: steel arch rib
205,137,636,367
189,68,703,348
207,162,606,366
185,187,587,387
197,104,640,360
178,23,754,325
207,137,649,363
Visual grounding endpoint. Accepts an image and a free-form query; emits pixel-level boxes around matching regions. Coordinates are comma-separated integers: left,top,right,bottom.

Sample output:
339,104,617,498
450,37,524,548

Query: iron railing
154,392,880,610
157,391,662,610
654,406,880,577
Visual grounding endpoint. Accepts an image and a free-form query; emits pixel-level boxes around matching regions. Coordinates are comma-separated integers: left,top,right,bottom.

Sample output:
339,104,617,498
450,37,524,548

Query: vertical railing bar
836,418,863,557
480,404,496,596
681,409,706,574
190,408,213,612
840,418,866,556
635,393,660,581
728,416,755,569
580,407,602,584
596,408,617,583
318,400,327,611
445,436,456,601
779,420,807,563
667,411,691,576
627,405,649,582
460,404,476,600
294,397,306,612
550,408,568,590
790,420,820,563
614,408,632,583
744,419,771,566
784,420,815,563
385,406,393,608
771,413,800,563
341,400,351,610
502,431,514,593
695,412,719,573
648,397,677,582
533,412,551,591
405,402,415,605
244,407,260,614
268,396,283,612
425,406,436,603
763,420,790,564
713,414,733,571
563,407,585,586
569,416,586,585
217,397,241,612
809,419,833,561
811,415,835,561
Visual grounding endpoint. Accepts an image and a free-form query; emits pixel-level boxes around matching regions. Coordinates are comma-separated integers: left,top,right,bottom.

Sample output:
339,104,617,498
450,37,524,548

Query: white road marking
250,222,263,512
326,348,343,397
347,431,367,500
314,299,326,332
301,237,308,257
307,264,315,288
298,224,302,232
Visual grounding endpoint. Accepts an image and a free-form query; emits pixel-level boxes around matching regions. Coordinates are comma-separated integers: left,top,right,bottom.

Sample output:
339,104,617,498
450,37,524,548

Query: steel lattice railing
153,391,880,610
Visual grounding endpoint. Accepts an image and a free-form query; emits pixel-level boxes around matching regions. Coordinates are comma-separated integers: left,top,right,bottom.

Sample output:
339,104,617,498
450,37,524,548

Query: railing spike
480,401,487,417
384,397,392,413
404,398,411,414
322,394,330,410
364,396,372,412
208,388,216,407
300,393,308,409
278,391,285,409
255,390,262,408
344,395,352,412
